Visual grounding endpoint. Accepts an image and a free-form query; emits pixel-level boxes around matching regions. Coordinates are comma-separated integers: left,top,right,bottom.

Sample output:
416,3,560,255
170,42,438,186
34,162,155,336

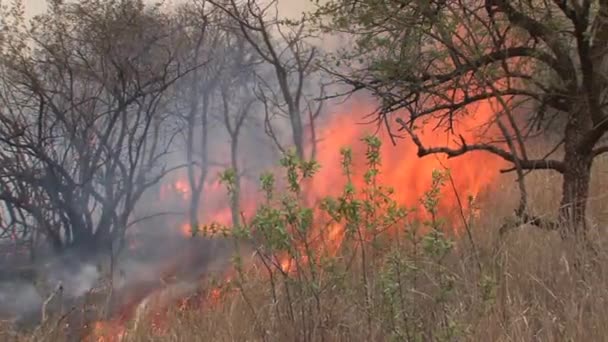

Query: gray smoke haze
0,258,101,321
0,282,41,318
0,233,233,328
0,0,352,331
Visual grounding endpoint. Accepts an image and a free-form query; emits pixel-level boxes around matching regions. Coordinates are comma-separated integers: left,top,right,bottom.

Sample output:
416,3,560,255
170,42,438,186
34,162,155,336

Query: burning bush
75,135,481,341
173,136,475,341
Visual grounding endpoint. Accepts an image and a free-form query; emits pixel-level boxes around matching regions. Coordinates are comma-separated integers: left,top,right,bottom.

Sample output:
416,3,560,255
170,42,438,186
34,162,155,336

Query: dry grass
5,157,608,342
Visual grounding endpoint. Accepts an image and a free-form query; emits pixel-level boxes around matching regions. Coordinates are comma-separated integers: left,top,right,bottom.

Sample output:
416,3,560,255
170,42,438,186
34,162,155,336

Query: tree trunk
187,90,210,236
71,219,95,252
186,95,199,235
230,135,241,227
289,106,305,161
189,186,203,235
559,130,594,238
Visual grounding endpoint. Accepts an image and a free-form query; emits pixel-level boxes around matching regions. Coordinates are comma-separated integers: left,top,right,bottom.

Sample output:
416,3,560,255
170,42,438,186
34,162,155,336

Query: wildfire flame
87,101,505,340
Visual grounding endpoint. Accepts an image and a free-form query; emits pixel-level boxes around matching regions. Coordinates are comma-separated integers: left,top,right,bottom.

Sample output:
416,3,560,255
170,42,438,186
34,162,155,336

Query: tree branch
593,144,608,157
396,117,565,173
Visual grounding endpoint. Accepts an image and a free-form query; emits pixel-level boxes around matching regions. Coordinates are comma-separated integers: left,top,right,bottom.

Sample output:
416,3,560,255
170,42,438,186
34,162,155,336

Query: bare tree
216,30,259,226
210,0,324,161
0,0,194,256
171,1,224,236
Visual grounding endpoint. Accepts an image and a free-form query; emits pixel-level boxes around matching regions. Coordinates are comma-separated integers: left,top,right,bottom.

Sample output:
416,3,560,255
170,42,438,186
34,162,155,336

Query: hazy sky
22,0,335,51
23,0,314,19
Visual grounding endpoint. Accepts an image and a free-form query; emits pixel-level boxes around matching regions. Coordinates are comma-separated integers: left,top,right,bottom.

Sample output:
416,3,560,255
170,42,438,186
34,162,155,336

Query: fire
169,175,260,238
320,103,500,212
86,98,506,340
258,101,503,266
88,321,125,342
174,180,190,197
252,100,504,273
160,179,190,201
280,258,293,273
168,102,502,243
179,222,192,237
209,287,222,301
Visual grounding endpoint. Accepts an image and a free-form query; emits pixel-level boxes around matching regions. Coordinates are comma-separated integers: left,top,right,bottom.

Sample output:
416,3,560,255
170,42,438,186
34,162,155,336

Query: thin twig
436,158,483,274
42,282,64,323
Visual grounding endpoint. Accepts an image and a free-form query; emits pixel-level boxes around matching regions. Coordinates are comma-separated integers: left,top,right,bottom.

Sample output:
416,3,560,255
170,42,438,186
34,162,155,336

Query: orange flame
263,100,505,267
88,98,506,340
88,321,125,342
166,99,503,284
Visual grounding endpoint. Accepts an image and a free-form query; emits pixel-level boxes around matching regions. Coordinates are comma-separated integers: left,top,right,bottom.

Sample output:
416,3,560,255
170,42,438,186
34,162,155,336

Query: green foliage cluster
203,136,485,340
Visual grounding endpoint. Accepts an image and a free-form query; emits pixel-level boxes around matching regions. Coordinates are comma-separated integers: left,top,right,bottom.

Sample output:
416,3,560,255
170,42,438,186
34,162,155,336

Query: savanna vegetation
0,0,607,341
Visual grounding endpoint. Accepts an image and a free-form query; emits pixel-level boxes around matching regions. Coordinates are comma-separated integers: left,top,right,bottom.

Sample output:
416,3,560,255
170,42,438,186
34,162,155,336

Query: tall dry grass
119,155,608,342
5,156,608,342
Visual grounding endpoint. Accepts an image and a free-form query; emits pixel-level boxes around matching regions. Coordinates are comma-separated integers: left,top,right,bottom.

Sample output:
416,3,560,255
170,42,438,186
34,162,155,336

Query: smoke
0,258,101,322
0,233,234,329
4,0,344,331
47,264,100,298
0,282,41,320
